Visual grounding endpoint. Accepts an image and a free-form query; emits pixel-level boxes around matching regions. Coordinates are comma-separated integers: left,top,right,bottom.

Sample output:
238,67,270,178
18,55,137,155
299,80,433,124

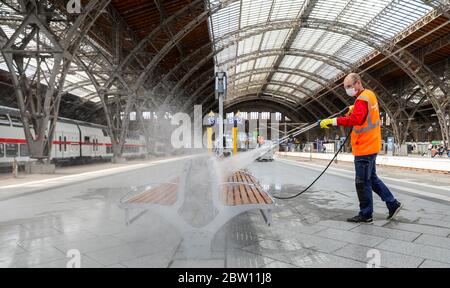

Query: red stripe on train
0,138,27,144
1,138,145,147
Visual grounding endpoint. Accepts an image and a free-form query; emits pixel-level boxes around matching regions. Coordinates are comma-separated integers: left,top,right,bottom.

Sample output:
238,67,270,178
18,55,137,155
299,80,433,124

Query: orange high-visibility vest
351,89,382,156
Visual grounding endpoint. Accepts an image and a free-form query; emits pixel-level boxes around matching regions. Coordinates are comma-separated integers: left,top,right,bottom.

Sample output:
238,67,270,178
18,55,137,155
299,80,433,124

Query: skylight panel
338,0,391,28
261,29,291,50
237,34,263,55
250,73,269,82
270,0,305,21
289,75,307,85
292,28,325,50
279,86,294,94
309,0,348,22
280,55,304,69
272,72,290,82
254,56,277,69
240,0,272,29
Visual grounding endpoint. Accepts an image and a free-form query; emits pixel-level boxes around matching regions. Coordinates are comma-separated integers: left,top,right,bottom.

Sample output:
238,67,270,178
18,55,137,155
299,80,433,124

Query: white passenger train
0,106,146,167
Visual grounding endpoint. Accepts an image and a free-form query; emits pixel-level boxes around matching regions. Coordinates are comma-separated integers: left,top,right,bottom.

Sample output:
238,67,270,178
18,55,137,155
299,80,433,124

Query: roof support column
1,0,110,162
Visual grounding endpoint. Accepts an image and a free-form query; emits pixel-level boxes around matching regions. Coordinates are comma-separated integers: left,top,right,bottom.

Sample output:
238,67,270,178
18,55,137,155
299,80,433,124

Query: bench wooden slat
168,185,179,204
241,173,266,205
125,179,179,205
128,185,163,203
138,185,167,203
127,186,160,203
152,184,177,204
223,172,245,206
244,174,272,204
227,184,234,205
157,184,178,205
127,194,147,203
251,186,266,205
241,174,258,204
242,172,273,204
224,174,233,205
231,173,243,206
259,187,273,204
236,172,250,205
233,184,242,206
236,172,254,205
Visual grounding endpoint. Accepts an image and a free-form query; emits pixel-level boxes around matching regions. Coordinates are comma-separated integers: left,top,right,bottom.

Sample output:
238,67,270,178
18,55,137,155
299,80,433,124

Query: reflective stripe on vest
352,95,380,135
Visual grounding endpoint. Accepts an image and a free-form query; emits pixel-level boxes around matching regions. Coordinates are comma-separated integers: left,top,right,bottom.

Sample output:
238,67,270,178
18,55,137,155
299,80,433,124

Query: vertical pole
207,127,213,152
215,71,227,157
218,95,224,157
233,123,238,155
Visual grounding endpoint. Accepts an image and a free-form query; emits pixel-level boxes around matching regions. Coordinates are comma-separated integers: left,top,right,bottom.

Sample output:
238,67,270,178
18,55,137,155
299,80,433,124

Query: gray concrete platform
1,155,450,268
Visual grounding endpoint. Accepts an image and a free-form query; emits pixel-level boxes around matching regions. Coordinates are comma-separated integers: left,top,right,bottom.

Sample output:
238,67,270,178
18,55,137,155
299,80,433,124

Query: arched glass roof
0,1,112,103
207,0,434,104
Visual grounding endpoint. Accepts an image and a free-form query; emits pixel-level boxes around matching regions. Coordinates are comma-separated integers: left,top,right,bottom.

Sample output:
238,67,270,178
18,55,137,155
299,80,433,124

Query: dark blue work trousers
354,154,397,217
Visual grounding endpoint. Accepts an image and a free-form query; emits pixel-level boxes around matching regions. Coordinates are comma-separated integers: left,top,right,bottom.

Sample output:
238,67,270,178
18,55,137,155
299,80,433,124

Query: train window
84,136,90,143
10,116,23,127
5,144,18,157
0,115,10,126
59,136,62,152
102,129,108,137
20,144,29,157
64,137,67,152
0,143,4,157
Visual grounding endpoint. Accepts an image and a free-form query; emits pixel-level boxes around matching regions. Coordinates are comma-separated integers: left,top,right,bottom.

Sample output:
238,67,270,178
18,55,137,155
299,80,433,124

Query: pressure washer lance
269,107,353,200
275,106,349,145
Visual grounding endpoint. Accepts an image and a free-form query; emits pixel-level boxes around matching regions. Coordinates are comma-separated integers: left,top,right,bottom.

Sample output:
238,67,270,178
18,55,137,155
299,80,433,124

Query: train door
83,135,92,158
55,132,65,159
64,133,70,159
63,134,68,158
92,136,98,158
74,132,81,159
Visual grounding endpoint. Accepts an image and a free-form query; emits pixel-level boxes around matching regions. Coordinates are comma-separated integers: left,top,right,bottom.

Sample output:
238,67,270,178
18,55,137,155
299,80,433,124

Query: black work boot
387,201,403,220
347,215,373,224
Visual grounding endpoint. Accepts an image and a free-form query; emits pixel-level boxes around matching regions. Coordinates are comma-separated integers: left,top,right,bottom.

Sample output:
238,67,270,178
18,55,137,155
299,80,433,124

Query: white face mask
346,87,357,97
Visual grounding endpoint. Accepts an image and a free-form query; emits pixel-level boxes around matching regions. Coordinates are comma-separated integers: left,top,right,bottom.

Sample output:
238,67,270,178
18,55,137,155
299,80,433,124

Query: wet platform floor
1,156,450,268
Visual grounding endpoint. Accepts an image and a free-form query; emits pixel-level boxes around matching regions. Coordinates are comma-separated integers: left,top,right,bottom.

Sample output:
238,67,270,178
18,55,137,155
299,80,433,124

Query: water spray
252,107,352,200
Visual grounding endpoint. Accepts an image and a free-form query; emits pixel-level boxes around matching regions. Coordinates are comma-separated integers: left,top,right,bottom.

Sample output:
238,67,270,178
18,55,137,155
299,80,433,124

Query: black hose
273,128,352,200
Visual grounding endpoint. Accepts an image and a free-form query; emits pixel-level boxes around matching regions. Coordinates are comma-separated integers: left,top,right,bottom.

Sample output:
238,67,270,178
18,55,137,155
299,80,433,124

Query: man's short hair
349,73,361,83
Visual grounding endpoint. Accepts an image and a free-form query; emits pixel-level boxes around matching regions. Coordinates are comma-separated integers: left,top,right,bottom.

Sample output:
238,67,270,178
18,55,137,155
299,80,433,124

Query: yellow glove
345,105,354,116
320,118,334,129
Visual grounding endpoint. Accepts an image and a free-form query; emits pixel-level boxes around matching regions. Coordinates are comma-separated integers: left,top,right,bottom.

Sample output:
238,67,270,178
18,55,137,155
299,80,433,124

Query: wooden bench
123,181,179,207
119,170,274,225
118,156,275,257
222,170,274,207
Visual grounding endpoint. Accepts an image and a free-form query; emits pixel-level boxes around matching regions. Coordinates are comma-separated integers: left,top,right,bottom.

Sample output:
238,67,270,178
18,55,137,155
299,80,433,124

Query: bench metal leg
260,209,272,226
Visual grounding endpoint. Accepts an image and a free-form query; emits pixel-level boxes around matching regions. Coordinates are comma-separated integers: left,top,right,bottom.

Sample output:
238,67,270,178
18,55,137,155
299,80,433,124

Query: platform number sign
207,117,216,127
